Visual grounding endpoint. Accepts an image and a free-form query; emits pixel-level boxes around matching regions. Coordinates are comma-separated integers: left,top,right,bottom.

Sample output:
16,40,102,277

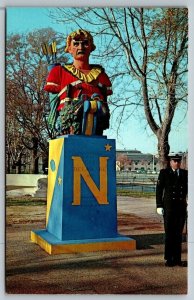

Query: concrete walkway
5,196,187,294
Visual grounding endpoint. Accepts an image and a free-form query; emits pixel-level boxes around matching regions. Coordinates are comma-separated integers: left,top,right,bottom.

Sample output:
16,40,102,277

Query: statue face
67,35,92,60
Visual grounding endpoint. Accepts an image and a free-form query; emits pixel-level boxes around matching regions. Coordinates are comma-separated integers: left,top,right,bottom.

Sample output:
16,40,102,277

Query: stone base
31,229,136,255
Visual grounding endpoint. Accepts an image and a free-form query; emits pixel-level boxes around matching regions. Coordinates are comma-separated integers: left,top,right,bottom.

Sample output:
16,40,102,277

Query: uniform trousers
163,207,187,262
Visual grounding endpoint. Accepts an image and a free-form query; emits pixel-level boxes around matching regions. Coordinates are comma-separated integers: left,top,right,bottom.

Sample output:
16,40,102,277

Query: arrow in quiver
41,41,57,64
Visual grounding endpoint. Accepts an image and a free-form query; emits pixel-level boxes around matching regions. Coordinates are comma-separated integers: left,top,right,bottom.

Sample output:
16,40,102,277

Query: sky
6,7,188,154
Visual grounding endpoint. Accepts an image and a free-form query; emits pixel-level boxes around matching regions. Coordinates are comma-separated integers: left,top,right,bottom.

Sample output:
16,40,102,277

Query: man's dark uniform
156,165,188,265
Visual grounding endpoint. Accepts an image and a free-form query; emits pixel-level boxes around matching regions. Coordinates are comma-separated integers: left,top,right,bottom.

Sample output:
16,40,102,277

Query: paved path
6,196,187,294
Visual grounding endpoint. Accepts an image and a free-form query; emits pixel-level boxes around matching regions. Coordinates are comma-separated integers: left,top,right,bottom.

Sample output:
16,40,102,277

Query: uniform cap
168,152,182,160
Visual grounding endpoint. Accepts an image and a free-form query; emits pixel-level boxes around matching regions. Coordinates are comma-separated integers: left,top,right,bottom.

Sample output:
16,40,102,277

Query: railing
116,171,158,193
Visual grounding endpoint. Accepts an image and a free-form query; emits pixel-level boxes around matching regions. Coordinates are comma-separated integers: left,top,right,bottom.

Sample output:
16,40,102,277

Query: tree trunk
34,155,39,174
18,159,22,174
31,151,39,174
157,131,170,169
7,152,11,173
32,137,39,174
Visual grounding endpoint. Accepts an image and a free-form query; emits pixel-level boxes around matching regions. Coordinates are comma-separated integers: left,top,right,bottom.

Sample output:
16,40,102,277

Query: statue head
65,29,96,53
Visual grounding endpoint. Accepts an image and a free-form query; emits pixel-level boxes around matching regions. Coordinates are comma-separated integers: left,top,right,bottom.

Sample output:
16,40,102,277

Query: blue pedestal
31,135,136,254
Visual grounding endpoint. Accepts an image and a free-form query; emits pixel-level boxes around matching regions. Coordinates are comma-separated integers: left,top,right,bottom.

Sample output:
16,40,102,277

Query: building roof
116,149,156,162
117,149,141,154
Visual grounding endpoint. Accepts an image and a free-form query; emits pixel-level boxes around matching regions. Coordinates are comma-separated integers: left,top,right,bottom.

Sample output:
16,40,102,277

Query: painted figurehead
44,29,112,136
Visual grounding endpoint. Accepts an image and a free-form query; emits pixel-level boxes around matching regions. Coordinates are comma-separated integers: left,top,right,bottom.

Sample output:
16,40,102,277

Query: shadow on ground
129,233,187,250
129,233,164,249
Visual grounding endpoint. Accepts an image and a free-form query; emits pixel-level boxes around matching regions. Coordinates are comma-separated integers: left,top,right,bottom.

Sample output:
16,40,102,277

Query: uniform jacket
156,168,188,211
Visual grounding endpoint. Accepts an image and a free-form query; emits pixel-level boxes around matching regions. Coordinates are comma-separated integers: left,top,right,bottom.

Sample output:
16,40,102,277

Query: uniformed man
44,29,112,135
156,153,188,267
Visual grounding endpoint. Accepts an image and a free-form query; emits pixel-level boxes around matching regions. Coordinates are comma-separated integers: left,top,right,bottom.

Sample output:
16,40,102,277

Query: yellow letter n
72,156,109,206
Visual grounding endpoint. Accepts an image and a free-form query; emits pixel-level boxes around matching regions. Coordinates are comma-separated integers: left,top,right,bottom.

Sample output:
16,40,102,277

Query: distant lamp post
116,161,121,171
152,153,159,173
152,153,158,173
152,154,155,172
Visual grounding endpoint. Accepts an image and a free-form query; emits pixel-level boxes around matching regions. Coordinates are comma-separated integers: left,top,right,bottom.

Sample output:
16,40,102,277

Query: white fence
6,174,48,197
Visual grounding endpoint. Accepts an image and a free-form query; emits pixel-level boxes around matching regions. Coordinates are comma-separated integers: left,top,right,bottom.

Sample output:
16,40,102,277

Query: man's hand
157,208,164,215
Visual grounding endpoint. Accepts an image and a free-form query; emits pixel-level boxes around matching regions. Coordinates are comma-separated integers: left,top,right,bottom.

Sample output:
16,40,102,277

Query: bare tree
49,8,188,167
116,153,130,171
6,28,66,173
6,112,26,173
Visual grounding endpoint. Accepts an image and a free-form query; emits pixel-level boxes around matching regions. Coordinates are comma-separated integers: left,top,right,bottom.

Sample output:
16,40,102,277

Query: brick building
116,149,159,173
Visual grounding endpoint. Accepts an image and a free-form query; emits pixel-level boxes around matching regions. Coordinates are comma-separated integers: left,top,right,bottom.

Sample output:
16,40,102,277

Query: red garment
44,64,112,111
